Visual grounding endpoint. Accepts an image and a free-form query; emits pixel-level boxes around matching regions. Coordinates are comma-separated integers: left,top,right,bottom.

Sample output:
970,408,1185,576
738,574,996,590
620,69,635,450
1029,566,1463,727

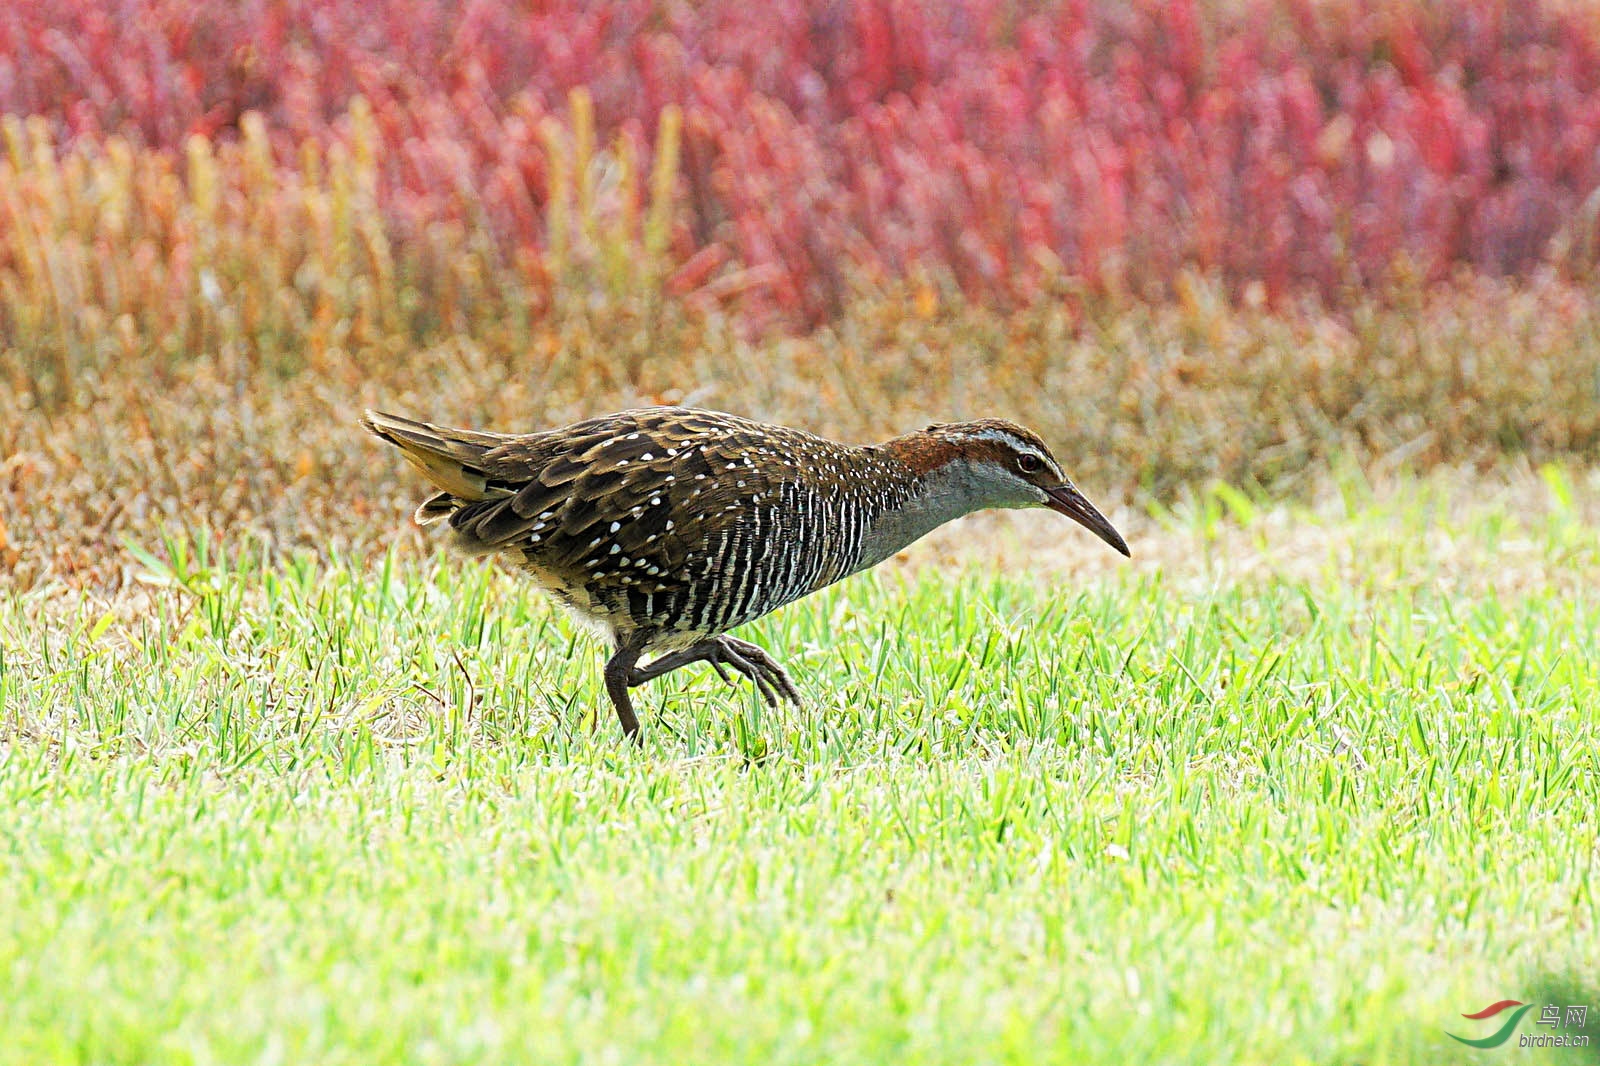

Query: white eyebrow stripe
948,428,1062,476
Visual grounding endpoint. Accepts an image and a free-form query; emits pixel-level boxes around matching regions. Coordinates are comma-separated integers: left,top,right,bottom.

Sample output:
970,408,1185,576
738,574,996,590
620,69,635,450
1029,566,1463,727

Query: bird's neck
850,442,991,573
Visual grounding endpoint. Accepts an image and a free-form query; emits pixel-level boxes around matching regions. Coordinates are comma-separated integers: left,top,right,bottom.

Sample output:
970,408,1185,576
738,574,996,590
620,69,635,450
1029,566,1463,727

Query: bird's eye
1016,454,1042,474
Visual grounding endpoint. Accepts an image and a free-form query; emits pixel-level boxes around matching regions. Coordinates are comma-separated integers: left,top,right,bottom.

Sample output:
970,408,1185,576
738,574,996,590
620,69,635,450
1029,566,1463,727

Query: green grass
2,476,1598,1065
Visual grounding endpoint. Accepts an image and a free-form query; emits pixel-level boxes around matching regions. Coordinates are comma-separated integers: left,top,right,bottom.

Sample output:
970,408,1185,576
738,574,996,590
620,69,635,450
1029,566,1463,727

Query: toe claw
752,673,781,708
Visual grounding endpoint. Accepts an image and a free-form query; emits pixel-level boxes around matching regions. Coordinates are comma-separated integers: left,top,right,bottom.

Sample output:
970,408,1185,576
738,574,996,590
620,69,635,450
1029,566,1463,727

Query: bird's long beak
1045,484,1131,557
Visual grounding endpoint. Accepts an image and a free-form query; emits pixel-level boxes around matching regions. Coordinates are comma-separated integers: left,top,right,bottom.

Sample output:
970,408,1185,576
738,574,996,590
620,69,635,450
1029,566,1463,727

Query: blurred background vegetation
3,0,1599,588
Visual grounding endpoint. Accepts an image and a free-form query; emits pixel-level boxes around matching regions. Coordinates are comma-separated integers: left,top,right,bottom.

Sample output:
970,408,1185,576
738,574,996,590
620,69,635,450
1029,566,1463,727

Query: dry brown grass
4,275,1599,592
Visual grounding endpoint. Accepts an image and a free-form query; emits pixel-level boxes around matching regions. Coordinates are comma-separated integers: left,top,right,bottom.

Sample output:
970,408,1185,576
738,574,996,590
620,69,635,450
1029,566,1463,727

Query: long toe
770,665,803,705
718,637,802,707
757,661,802,705
714,644,783,709
748,669,784,709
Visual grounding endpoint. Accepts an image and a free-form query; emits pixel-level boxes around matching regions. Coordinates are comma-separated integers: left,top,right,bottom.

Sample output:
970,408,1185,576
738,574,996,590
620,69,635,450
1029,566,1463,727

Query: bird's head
889,419,1130,556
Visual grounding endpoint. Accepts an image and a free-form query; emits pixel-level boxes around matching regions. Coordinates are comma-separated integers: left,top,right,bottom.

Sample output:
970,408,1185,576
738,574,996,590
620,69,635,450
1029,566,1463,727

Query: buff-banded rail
363,407,1129,738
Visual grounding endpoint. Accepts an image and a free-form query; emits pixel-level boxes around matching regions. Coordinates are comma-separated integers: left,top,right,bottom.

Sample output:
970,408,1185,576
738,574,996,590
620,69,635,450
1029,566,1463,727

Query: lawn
2,470,1596,1064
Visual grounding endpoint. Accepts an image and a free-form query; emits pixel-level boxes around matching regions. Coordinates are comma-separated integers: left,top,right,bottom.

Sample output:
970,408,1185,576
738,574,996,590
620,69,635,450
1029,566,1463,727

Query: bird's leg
628,636,802,709
602,644,643,740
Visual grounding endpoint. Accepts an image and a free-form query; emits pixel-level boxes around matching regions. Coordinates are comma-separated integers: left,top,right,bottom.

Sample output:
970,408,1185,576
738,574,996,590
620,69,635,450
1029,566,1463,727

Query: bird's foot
707,636,803,709
630,636,801,709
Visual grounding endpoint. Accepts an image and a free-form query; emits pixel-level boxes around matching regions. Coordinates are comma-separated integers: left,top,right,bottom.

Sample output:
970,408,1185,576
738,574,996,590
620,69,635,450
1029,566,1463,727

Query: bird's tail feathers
361,410,510,519
414,491,459,526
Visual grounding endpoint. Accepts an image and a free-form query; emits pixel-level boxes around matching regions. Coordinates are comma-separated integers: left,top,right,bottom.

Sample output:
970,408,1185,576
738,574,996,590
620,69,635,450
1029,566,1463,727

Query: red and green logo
1447,1001,1534,1048
1449,998,1591,1050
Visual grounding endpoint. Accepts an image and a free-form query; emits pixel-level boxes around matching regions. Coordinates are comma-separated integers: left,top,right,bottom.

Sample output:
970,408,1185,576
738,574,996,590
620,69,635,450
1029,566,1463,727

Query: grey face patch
936,457,1051,510
853,458,1048,573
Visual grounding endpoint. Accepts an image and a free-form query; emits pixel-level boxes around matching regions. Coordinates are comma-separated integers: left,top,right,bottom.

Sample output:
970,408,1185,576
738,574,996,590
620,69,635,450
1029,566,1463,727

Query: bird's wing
452,409,807,583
